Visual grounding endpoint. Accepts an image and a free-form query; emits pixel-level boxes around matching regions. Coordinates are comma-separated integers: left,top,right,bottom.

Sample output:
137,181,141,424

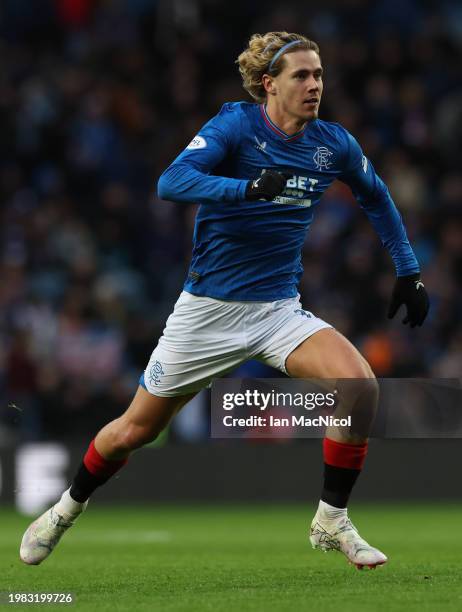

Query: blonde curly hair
236,32,320,103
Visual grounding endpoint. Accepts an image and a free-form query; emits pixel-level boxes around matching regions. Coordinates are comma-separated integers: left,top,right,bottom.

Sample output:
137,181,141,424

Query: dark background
0,0,461,455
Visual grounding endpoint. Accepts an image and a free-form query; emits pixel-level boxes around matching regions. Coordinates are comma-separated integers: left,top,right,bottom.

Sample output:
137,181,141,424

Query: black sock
321,463,361,509
69,463,109,503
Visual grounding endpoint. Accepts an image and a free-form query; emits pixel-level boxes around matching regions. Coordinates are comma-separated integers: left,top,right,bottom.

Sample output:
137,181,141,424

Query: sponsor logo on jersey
254,136,269,155
273,195,312,207
186,135,207,150
313,146,333,170
272,174,318,207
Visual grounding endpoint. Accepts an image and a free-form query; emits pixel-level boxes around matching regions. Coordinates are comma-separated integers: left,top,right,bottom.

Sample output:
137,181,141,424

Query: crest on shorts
148,360,164,386
313,146,333,170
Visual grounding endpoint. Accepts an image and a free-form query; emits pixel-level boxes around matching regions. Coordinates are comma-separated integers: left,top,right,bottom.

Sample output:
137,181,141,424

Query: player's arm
339,131,429,327
158,104,287,204
157,107,247,204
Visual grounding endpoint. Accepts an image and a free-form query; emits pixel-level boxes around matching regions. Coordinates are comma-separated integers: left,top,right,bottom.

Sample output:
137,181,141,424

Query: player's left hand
387,273,429,327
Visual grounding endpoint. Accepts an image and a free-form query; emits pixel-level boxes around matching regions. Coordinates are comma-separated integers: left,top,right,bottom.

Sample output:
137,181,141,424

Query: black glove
245,169,289,201
387,273,429,327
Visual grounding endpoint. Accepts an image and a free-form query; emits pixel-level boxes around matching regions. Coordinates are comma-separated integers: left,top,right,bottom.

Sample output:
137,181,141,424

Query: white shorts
142,291,332,397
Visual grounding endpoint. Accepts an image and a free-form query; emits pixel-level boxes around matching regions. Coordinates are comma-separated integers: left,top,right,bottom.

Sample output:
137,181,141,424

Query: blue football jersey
158,102,419,301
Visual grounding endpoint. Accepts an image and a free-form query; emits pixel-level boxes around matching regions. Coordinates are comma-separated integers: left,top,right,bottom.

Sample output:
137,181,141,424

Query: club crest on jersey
186,135,207,150
313,146,333,170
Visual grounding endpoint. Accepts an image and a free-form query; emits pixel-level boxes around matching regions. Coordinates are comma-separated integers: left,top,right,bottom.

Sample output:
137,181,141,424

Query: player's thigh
120,385,196,438
285,328,374,379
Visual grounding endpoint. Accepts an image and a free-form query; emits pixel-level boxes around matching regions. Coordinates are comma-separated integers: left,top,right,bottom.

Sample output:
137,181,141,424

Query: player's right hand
245,169,290,201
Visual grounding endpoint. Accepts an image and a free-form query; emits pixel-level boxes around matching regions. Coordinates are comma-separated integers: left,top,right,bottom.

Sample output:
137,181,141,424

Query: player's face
271,50,323,122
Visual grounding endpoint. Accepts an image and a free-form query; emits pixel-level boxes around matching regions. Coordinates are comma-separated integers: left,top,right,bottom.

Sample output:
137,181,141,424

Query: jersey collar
260,104,306,142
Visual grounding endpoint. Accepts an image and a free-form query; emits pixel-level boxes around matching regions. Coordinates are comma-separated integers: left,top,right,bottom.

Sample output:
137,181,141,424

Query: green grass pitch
2,504,462,611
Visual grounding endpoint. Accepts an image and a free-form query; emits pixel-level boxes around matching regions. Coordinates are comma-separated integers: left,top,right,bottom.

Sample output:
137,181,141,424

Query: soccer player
20,31,428,569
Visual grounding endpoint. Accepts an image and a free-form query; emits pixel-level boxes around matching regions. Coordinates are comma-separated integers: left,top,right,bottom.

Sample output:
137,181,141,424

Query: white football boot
310,501,388,570
20,489,87,565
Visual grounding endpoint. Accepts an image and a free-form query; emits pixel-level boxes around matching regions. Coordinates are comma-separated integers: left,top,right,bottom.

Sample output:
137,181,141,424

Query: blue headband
267,40,303,71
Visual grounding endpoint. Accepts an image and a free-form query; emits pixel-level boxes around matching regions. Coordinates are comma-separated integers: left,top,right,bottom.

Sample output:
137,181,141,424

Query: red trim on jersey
259,104,306,142
83,439,128,477
323,437,368,470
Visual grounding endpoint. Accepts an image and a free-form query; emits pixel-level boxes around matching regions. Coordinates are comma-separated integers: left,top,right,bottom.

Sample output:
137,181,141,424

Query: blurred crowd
0,0,461,442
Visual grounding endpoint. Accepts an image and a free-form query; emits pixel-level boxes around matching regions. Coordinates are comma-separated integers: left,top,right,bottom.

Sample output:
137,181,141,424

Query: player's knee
340,356,375,380
359,375,379,406
353,362,378,402
359,363,379,406
336,361,378,416
338,376,378,403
